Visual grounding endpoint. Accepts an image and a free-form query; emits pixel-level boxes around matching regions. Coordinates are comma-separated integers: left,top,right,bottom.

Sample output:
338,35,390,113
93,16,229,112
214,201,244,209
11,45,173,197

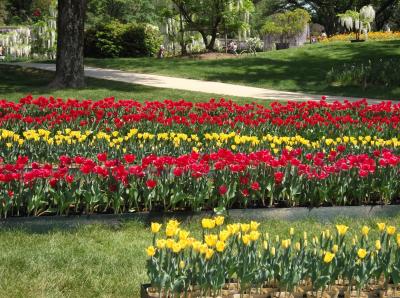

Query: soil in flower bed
141,283,400,298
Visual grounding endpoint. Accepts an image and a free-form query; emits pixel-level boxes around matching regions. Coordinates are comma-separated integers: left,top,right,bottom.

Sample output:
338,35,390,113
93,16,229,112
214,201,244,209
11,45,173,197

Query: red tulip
219,184,228,195
146,179,157,189
274,172,284,184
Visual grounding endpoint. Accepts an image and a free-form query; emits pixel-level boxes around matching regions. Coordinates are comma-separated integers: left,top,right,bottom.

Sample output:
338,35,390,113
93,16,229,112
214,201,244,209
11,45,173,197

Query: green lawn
1,215,399,297
86,40,400,100
0,65,266,104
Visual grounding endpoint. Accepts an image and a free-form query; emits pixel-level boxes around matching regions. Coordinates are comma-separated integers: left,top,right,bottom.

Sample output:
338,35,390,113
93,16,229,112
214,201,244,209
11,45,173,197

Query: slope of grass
86,41,400,100
0,65,267,104
1,216,399,297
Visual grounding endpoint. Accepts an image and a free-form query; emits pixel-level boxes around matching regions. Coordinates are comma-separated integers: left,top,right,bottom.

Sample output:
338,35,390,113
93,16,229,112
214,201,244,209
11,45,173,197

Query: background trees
170,0,254,51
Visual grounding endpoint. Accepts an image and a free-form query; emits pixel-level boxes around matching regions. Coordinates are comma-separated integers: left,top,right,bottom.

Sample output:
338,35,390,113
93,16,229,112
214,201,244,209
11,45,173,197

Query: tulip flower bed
145,218,400,298
0,96,400,217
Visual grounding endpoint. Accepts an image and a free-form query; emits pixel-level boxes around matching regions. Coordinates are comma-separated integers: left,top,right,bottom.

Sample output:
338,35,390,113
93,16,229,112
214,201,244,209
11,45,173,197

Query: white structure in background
0,6,56,60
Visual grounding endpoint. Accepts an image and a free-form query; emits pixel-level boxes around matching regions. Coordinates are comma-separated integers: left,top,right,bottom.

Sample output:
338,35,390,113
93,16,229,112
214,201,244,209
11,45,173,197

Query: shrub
84,21,162,58
120,23,162,57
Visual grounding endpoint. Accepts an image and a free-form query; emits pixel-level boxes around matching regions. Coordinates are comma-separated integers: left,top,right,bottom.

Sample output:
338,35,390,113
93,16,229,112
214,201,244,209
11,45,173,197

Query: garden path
12,62,382,103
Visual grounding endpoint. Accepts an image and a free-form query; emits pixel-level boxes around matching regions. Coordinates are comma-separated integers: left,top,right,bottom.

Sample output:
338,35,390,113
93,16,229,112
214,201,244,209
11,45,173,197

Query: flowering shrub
0,96,399,217
145,218,400,297
322,31,400,42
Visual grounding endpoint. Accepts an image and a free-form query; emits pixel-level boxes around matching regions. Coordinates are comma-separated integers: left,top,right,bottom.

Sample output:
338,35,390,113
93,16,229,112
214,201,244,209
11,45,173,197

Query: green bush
84,21,162,58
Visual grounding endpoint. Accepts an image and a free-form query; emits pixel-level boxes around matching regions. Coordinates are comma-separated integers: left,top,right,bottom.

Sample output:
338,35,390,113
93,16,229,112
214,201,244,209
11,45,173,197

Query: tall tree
171,0,253,51
0,1,8,25
50,0,86,88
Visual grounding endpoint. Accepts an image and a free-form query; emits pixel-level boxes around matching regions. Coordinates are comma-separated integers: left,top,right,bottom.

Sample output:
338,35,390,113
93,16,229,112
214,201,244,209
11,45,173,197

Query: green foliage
84,21,162,58
86,0,161,28
262,9,311,41
222,0,255,33
0,0,7,25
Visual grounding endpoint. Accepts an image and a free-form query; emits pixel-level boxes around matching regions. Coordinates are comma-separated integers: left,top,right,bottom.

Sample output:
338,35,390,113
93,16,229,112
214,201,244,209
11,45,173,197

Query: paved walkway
11,62,382,103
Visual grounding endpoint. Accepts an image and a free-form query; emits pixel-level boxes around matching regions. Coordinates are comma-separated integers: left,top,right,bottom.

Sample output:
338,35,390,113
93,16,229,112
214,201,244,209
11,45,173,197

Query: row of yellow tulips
145,218,400,297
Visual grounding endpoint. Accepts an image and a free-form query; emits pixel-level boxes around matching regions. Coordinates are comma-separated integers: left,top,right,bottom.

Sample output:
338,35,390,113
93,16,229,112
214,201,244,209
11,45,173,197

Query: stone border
1,205,399,231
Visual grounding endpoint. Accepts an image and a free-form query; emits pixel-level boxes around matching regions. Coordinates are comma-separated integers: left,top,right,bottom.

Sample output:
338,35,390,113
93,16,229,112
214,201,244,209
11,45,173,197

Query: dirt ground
185,52,239,60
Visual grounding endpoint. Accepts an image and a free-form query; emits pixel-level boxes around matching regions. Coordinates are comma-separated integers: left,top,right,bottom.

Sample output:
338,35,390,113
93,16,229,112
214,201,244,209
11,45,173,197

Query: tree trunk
50,0,86,89
207,28,218,51
199,31,208,50
179,12,187,56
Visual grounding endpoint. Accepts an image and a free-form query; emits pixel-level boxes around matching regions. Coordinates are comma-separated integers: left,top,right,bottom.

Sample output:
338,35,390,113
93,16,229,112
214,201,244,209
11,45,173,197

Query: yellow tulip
219,230,230,242
241,224,250,233
250,221,260,231
289,227,295,236
199,244,208,254
166,225,179,237
242,234,251,246
205,248,214,260
172,242,182,253
332,244,339,253
179,230,190,240
249,230,260,241
295,242,301,251
323,252,335,263
202,218,216,229
166,239,174,249
271,246,276,256
216,240,225,252
205,234,218,247
214,216,225,226
156,239,166,249
263,241,268,250
375,240,381,251
377,223,386,232
192,241,202,252
146,246,156,257
357,248,367,259
387,226,396,235
281,239,290,249
151,222,162,233
361,226,370,236
179,260,185,269
336,225,349,236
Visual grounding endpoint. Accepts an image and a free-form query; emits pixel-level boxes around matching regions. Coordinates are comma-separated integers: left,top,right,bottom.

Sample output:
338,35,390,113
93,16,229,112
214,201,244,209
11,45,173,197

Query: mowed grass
1,215,400,297
0,64,267,105
86,40,400,100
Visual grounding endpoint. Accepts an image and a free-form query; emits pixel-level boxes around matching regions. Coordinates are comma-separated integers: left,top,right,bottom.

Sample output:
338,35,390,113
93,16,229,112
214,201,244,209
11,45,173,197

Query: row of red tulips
1,97,399,136
0,148,399,217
